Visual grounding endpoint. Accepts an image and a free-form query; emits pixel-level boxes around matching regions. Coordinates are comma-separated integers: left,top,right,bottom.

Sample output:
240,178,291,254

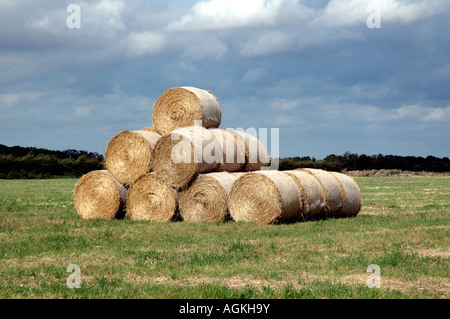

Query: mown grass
0,176,448,299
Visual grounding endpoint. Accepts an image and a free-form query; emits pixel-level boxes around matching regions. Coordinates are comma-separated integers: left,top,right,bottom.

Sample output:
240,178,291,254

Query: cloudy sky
1,0,449,159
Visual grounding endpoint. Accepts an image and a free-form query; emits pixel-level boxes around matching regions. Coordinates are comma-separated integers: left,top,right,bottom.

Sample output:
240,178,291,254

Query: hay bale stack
125,173,177,222
105,130,161,185
151,126,222,189
229,131,269,171
73,85,363,225
152,87,222,136
209,128,246,172
74,170,127,220
228,170,300,224
329,172,362,217
179,172,237,222
299,168,344,217
284,170,326,219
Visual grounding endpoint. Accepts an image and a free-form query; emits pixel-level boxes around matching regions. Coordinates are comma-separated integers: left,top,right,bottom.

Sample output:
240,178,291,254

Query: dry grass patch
416,249,449,258
121,272,449,298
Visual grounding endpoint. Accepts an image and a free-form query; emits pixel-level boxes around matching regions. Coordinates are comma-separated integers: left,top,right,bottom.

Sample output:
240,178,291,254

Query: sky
0,0,449,159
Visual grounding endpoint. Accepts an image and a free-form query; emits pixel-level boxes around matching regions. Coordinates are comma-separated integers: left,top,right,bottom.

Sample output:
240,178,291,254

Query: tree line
0,144,104,179
278,151,450,172
0,144,449,179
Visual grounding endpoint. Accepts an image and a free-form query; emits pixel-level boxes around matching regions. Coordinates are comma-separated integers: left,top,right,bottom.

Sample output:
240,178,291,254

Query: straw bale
152,87,222,136
74,170,126,220
105,130,161,185
228,170,300,224
125,173,177,222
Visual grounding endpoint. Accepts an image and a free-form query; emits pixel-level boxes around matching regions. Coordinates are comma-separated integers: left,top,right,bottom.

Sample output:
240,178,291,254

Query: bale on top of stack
152,87,222,136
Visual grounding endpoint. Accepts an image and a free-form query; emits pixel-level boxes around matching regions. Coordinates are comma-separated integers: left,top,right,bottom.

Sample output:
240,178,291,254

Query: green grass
0,176,448,299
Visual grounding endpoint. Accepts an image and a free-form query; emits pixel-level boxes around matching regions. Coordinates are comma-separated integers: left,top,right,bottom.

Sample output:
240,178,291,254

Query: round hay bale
179,172,237,222
209,128,246,172
151,126,222,189
74,170,126,220
229,131,269,171
228,170,300,224
284,170,326,219
125,173,177,222
329,172,362,217
105,130,161,185
141,127,159,133
231,172,247,179
299,168,344,217
152,87,222,136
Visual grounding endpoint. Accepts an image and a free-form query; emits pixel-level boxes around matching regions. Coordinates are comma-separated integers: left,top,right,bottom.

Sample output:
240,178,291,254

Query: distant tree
0,144,104,179
277,152,449,172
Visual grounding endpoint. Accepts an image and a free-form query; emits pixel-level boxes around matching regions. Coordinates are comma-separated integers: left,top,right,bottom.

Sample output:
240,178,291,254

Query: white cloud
88,0,127,31
387,105,450,122
240,30,291,56
315,0,449,27
0,92,44,109
166,0,285,31
389,104,425,119
0,94,20,108
308,103,382,122
0,1,16,9
379,0,448,24
27,17,52,31
123,32,166,57
181,36,228,61
239,68,269,83
319,103,450,123
274,114,298,126
73,106,92,117
271,98,300,110
238,24,362,57
421,106,450,122
23,0,127,35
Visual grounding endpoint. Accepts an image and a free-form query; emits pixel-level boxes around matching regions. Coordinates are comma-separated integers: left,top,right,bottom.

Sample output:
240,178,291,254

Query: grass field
0,176,448,299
